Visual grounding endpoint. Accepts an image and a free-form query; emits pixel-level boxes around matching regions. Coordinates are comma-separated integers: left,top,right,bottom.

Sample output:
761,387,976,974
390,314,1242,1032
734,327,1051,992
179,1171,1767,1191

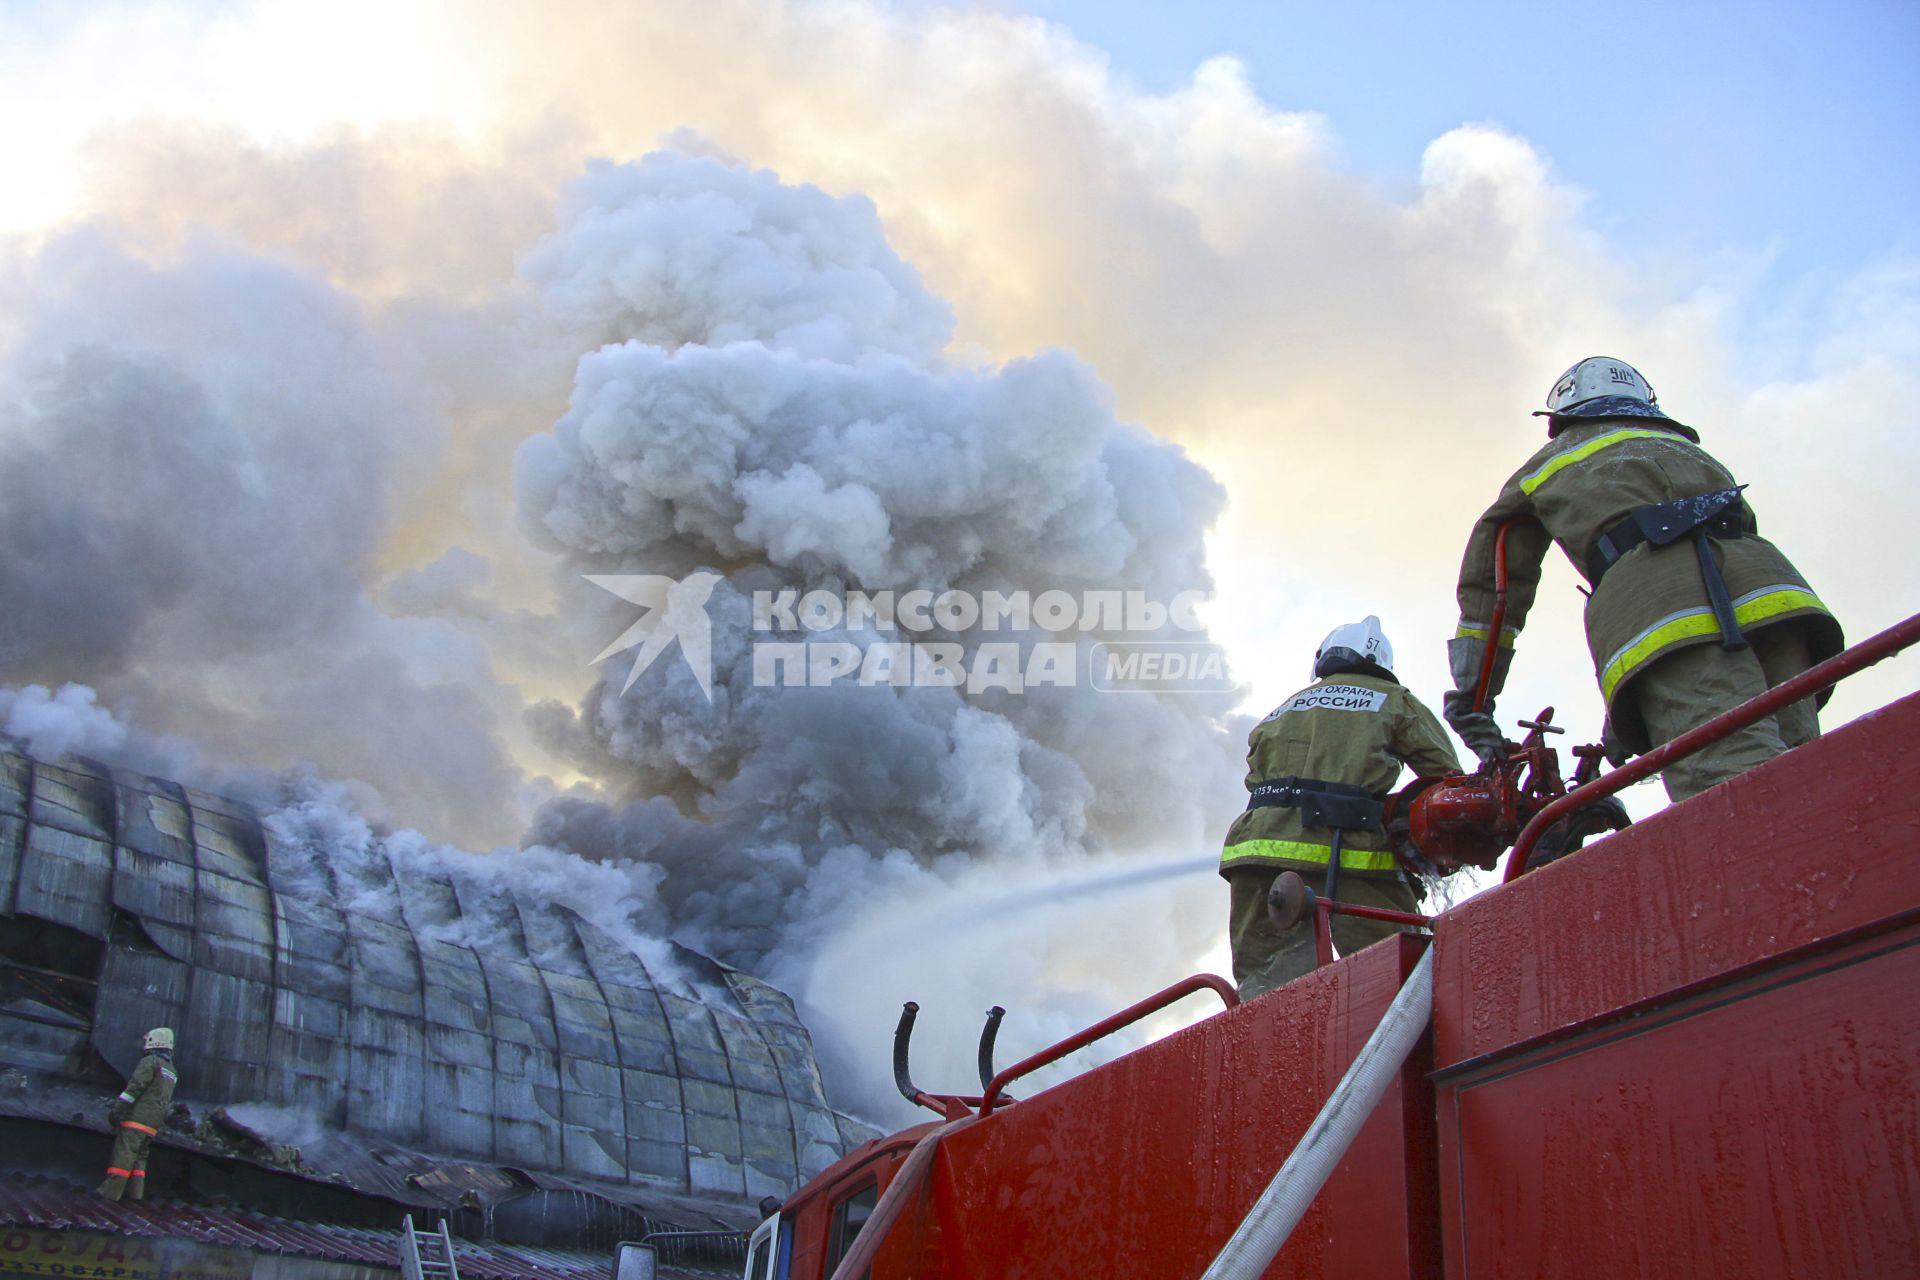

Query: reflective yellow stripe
1455,621,1517,648
1519,428,1687,495
1598,585,1829,702
1220,838,1399,872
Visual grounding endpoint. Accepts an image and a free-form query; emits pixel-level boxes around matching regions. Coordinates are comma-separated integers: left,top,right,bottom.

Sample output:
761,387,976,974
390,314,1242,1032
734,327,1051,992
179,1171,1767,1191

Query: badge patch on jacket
1269,684,1387,716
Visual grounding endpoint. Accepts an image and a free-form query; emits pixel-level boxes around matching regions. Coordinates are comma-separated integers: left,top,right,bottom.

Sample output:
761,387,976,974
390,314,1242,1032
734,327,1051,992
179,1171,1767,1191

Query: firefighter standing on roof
1221,618,1459,1000
1445,357,1843,802
98,1027,177,1201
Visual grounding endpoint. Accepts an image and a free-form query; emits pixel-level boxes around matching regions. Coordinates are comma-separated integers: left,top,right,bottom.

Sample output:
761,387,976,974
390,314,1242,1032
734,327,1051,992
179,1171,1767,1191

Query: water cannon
1388,706,1627,876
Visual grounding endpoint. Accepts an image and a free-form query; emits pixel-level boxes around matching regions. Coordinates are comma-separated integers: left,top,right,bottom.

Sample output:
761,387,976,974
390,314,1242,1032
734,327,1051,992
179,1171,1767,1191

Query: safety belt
1587,485,1752,651
1247,777,1386,900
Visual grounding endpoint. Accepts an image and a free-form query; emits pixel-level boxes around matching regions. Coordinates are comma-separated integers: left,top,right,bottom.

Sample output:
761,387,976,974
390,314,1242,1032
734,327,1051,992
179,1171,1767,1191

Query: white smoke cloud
0,683,129,762
500,154,1251,1117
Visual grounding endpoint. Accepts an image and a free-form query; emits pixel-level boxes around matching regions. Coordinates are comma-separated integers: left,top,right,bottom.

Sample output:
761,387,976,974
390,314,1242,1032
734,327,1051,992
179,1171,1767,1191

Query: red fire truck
735,613,1919,1280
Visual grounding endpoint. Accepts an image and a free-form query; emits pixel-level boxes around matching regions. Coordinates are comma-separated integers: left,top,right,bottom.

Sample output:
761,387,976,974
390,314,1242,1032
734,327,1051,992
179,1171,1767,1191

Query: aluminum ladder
400,1214,463,1280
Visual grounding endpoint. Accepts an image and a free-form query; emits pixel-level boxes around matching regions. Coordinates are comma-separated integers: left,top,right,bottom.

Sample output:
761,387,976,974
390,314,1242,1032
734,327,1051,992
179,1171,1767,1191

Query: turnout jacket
1221,672,1460,879
114,1052,178,1130
1449,419,1843,752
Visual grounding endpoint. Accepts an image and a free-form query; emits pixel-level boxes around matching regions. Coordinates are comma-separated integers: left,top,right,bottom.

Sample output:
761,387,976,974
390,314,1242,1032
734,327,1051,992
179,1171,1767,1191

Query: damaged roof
0,749,870,1220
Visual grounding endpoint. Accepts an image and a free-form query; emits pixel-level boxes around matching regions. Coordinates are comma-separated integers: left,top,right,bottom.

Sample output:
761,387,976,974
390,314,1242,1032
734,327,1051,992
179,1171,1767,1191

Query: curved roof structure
0,748,865,1208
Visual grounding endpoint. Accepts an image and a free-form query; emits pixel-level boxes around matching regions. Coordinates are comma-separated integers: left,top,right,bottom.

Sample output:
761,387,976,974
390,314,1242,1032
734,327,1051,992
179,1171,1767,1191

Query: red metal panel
888,935,1435,1280
1432,690,1920,1278
1438,923,1920,1277
1434,689,1920,1066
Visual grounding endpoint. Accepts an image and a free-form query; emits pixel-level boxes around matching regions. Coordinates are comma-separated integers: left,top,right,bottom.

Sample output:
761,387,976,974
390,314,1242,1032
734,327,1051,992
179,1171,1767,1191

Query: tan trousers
1227,867,1418,1001
1630,626,1820,803
98,1122,155,1201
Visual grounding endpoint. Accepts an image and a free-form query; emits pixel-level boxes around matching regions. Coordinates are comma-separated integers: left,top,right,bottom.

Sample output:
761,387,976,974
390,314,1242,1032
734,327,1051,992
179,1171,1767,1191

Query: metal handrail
1505,610,1920,881
977,1005,1007,1093
892,1000,991,1117
978,974,1238,1115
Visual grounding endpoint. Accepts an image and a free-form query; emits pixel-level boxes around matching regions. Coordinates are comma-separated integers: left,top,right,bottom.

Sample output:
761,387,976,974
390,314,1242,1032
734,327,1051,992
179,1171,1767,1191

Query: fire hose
1198,947,1435,1280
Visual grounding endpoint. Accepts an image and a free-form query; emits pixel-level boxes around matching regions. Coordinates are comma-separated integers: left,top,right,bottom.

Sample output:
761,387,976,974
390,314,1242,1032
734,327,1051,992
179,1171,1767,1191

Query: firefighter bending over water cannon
1444,357,1843,802
1220,618,1460,1000
98,1027,178,1201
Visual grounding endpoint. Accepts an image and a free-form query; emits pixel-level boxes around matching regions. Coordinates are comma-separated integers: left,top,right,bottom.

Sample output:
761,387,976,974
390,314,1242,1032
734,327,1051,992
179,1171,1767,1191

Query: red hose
1473,517,1537,713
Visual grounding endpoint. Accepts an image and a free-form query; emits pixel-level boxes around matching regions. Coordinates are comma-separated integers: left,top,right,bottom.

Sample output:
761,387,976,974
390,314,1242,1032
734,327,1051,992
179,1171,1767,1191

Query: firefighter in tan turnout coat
1445,357,1843,802
98,1027,178,1201
1221,618,1460,1000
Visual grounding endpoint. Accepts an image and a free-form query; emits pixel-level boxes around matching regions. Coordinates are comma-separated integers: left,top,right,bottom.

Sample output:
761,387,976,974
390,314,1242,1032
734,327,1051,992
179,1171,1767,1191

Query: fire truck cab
744,1124,926,1279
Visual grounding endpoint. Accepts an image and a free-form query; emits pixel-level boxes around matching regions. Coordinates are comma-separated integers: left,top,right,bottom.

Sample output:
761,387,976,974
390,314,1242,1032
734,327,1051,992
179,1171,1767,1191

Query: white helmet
144,1027,174,1052
1539,356,1689,436
1314,616,1394,679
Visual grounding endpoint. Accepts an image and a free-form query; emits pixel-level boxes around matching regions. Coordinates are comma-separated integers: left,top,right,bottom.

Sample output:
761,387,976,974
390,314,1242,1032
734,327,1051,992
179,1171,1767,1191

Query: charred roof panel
790,1101,845,1178
0,748,868,1210
655,994,735,1087
0,813,22,914
419,945,490,1035
27,760,114,841
93,929,191,1076
0,753,27,816
112,847,196,958
115,782,195,863
492,1034,564,1169
195,869,275,984
188,969,274,1098
273,909,349,1001
0,1013,87,1074
266,987,351,1124
16,825,112,938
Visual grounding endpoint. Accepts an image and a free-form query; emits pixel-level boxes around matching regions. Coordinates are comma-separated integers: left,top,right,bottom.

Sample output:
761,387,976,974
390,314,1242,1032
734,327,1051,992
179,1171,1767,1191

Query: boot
127,1175,145,1202
97,1176,126,1201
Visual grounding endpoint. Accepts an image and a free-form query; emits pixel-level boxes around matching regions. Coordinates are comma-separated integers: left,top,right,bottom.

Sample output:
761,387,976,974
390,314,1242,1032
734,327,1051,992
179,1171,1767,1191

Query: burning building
0,747,873,1279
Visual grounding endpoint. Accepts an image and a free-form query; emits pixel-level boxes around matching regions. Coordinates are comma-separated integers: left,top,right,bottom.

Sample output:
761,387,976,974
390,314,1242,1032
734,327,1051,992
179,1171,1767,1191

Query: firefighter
1445,357,1843,801
1221,618,1459,999
98,1027,178,1202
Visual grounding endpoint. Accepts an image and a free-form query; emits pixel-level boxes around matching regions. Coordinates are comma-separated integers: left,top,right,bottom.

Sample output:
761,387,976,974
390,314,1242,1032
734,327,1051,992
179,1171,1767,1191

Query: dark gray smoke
0,233,535,844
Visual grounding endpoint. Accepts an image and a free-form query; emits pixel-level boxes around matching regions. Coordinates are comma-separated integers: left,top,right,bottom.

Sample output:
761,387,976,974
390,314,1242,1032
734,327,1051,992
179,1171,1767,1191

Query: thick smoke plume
0,147,1249,1123
0,234,543,846
513,155,1245,1113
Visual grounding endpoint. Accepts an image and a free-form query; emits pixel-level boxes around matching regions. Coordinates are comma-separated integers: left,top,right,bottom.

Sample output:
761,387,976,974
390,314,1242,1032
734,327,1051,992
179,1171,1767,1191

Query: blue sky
1004,0,1919,323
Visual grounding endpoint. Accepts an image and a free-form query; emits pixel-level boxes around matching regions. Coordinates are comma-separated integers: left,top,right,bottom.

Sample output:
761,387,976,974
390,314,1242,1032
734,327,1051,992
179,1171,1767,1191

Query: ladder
400,1214,463,1280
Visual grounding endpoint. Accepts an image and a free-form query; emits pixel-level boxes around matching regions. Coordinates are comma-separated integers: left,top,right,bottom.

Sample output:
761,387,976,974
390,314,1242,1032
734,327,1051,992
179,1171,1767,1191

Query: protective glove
1449,710,1507,768
107,1101,129,1126
1601,716,1633,768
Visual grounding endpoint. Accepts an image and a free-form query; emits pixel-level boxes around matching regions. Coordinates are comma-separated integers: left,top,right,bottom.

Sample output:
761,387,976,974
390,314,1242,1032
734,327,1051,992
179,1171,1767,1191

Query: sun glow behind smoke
0,1,495,235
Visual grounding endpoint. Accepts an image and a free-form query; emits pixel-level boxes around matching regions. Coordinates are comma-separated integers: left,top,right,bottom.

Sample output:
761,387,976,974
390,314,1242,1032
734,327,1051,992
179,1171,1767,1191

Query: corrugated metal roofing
0,747,875,1217
0,1176,731,1279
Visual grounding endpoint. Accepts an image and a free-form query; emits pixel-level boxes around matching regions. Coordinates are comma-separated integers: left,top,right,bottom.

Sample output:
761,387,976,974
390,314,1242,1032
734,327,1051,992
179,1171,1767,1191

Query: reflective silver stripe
1519,427,1693,495
1597,583,1827,702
